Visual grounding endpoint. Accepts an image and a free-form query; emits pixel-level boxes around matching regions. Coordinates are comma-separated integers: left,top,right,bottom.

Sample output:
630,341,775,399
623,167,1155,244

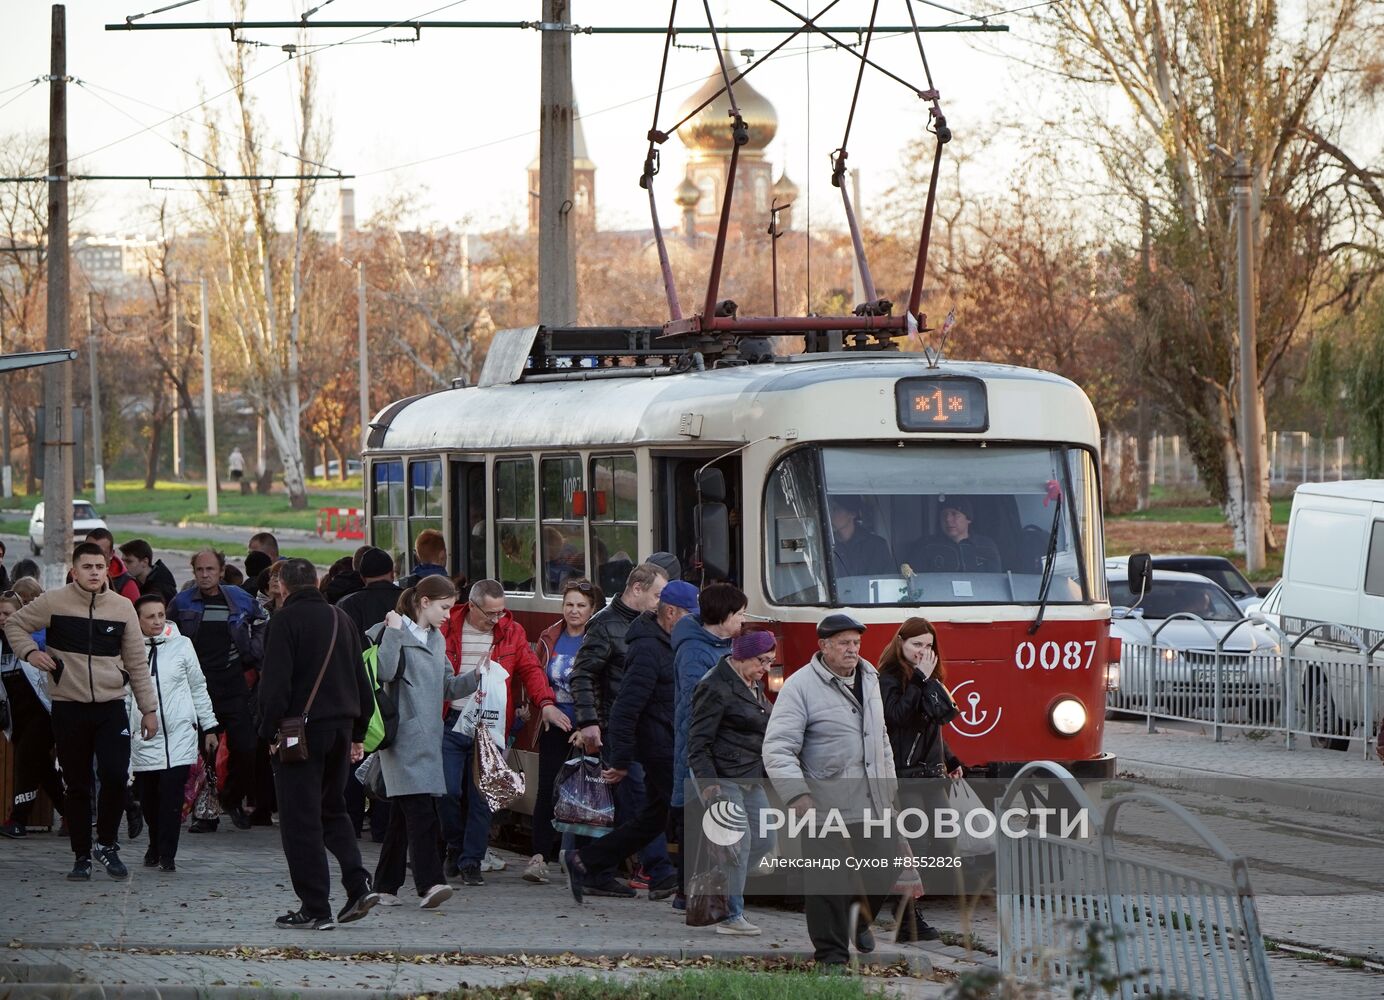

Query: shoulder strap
302,608,341,719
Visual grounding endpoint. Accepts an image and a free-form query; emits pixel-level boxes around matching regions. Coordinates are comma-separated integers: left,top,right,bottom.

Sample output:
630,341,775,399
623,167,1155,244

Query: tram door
450,460,487,585
657,455,742,586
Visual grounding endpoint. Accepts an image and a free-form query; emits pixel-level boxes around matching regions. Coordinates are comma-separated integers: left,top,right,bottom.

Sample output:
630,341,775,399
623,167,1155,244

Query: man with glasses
439,579,569,886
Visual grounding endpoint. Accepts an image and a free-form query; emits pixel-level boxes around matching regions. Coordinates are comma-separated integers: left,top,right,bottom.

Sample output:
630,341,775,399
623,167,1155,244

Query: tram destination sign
895,376,989,432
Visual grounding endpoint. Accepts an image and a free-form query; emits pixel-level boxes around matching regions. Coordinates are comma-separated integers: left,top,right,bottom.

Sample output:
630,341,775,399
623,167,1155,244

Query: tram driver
828,494,896,578
900,497,1002,574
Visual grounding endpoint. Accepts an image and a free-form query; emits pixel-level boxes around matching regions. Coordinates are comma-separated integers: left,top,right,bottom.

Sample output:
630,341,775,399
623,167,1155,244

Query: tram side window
590,454,638,595
541,456,586,595
408,459,444,571
764,449,830,606
495,457,537,593
372,460,406,572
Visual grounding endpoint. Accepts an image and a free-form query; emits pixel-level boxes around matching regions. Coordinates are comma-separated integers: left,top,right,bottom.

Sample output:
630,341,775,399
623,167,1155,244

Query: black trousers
271,721,369,920
577,757,671,874
136,765,191,862
373,792,444,896
50,700,129,858
206,686,255,811
2,673,64,825
802,824,898,965
531,722,572,860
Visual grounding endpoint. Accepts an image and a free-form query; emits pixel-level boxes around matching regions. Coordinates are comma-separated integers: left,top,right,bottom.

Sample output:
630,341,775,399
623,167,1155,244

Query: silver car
1107,563,1282,724
29,500,108,557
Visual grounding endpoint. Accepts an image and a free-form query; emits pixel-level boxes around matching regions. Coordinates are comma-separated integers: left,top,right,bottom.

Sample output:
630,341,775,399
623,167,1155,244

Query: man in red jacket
438,579,571,885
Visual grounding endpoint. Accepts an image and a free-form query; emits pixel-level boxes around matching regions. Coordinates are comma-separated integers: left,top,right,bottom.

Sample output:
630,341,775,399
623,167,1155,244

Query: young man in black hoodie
257,558,378,930
119,539,178,604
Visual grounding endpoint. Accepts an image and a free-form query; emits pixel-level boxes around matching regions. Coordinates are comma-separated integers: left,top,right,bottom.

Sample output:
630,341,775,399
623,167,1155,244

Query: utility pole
0,311,12,498
357,261,369,454
537,0,576,326
41,3,73,587
199,277,218,516
1234,153,1266,572
86,293,105,504
170,279,182,477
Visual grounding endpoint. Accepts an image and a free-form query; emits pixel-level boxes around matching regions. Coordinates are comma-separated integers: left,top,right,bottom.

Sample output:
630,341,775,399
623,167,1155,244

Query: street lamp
341,257,369,455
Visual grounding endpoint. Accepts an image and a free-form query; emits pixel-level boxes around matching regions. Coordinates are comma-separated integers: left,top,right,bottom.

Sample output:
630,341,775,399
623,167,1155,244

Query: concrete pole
199,278,218,516
357,261,369,454
537,0,576,326
41,3,73,587
171,280,182,477
1235,153,1266,571
86,293,105,504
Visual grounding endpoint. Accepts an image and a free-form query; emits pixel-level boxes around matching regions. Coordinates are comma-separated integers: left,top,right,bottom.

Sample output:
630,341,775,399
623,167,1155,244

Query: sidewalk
1103,718,1384,818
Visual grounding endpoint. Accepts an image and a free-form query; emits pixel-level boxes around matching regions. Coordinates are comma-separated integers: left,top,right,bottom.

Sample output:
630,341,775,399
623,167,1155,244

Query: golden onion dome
772,170,799,200
674,176,701,207
676,53,777,156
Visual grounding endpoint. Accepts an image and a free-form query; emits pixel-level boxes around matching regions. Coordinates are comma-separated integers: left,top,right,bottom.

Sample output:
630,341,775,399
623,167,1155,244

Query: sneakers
375,893,402,907
561,850,586,904
716,916,762,936
855,925,876,954
67,857,92,881
228,806,253,831
143,847,160,868
584,876,636,898
671,893,687,912
627,865,650,890
649,874,679,901
443,851,462,880
276,910,335,931
0,820,26,839
158,860,177,873
522,855,550,884
419,884,454,909
92,843,129,880
480,849,507,872
336,883,381,924
459,866,485,887
125,804,143,840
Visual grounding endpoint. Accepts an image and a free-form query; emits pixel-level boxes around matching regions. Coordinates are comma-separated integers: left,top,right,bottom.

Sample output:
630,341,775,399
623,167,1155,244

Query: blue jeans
721,781,775,921
609,760,676,882
438,724,491,869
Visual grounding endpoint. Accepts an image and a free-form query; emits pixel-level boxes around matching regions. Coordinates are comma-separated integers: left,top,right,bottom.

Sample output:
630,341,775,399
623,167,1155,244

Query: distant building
73,235,159,290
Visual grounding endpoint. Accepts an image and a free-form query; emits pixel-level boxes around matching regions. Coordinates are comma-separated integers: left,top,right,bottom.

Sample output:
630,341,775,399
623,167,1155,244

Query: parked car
1149,554,1259,611
311,459,362,478
29,500,107,556
1106,560,1281,723
1242,579,1281,627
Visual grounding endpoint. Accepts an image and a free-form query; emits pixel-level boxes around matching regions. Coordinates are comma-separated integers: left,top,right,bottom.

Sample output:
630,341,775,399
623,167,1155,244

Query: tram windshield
764,444,1105,607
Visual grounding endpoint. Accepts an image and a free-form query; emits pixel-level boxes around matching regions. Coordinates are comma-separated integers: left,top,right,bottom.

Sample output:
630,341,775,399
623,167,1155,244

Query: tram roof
369,353,1100,454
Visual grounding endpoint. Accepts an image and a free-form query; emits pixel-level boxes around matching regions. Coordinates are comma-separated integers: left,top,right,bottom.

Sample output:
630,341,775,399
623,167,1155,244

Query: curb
1115,759,1384,819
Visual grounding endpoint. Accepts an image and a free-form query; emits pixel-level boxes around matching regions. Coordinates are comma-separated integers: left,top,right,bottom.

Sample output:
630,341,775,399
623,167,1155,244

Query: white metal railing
1108,615,1381,759
996,761,1276,999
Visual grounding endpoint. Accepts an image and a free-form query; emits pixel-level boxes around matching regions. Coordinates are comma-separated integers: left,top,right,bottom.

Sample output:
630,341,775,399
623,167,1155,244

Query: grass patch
0,519,345,565
1111,499,1292,526
1,480,363,533
434,970,876,1000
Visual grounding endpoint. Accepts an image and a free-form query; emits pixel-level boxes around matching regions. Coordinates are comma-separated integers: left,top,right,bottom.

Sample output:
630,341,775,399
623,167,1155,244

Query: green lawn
439,971,876,999
0,518,346,565
1111,499,1292,525
2,480,363,533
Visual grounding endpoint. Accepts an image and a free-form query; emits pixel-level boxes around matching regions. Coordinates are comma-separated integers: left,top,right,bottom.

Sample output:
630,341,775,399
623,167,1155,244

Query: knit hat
244,550,272,581
732,629,776,660
647,551,682,581
659,579,700,612
358,547,394,579
939,496,973,520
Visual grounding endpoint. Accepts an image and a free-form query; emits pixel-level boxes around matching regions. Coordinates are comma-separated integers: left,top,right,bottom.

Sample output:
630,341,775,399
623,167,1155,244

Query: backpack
362,642,407,753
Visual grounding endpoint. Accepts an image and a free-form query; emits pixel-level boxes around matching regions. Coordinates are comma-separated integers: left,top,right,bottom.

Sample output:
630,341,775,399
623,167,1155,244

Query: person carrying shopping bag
369,576,480,909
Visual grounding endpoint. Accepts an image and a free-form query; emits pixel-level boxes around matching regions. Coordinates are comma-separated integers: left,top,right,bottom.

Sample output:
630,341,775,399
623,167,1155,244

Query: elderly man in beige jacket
762,612,898,968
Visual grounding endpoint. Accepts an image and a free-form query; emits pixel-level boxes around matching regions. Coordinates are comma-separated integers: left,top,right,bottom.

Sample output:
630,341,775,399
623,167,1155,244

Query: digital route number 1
914,388,967,422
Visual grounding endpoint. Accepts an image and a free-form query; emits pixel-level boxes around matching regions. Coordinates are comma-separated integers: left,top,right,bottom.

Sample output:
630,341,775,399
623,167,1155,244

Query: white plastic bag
947,778,997,857
451,658,509,747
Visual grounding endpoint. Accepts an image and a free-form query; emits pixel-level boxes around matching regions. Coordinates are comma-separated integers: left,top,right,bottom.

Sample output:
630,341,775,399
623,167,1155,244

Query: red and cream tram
364,326,1118,789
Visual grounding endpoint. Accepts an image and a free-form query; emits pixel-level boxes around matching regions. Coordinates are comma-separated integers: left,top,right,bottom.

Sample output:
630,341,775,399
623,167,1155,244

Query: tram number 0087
1014,640,1098,671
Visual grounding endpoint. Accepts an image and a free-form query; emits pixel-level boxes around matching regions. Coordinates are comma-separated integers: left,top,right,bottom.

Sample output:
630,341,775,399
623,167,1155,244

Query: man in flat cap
903,497,1002,575
762,613,898,968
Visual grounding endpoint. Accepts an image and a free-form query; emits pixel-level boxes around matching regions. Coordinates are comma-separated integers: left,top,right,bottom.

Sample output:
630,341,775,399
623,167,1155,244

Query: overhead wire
73,79,227,177
0,78,43,116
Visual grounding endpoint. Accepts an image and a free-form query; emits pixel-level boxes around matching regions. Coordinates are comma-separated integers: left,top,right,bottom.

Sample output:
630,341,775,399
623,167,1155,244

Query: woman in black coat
685,629,777,937
877,617,962,942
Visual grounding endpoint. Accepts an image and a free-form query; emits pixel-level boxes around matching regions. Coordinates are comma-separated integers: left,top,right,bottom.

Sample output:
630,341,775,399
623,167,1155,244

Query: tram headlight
1049,697,1087,737
767,664,785,693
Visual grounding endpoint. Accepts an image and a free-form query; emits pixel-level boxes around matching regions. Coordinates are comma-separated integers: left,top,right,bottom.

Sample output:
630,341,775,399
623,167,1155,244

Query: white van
1278,480,1384,746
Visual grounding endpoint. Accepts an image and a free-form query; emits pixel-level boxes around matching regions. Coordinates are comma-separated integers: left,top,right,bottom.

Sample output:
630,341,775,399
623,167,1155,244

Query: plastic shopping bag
947,778,997,857
551,755,614,838
182,757,206,820
686,842,736,927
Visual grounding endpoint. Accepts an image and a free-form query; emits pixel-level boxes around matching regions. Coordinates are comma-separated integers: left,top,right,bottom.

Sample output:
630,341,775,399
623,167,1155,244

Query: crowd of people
0,525,968,968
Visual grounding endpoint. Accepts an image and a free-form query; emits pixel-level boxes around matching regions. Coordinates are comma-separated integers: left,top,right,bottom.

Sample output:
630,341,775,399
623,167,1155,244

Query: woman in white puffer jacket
127,593,218,871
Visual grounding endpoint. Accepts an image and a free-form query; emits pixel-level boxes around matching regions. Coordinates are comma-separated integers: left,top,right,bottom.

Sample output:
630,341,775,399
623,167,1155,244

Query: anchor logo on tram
948,679,1002,739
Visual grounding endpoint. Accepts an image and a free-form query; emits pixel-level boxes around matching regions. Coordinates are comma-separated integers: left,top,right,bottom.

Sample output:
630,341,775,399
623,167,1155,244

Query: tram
363,325,1118,795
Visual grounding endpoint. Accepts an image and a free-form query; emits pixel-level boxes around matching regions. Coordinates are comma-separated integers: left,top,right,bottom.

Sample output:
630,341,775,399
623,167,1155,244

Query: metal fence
996,761,1276,999
1126,432,1360,486
1108,615,1382,759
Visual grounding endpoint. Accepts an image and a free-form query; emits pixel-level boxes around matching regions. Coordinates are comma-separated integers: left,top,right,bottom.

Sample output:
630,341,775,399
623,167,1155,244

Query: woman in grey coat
367,576,478,909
